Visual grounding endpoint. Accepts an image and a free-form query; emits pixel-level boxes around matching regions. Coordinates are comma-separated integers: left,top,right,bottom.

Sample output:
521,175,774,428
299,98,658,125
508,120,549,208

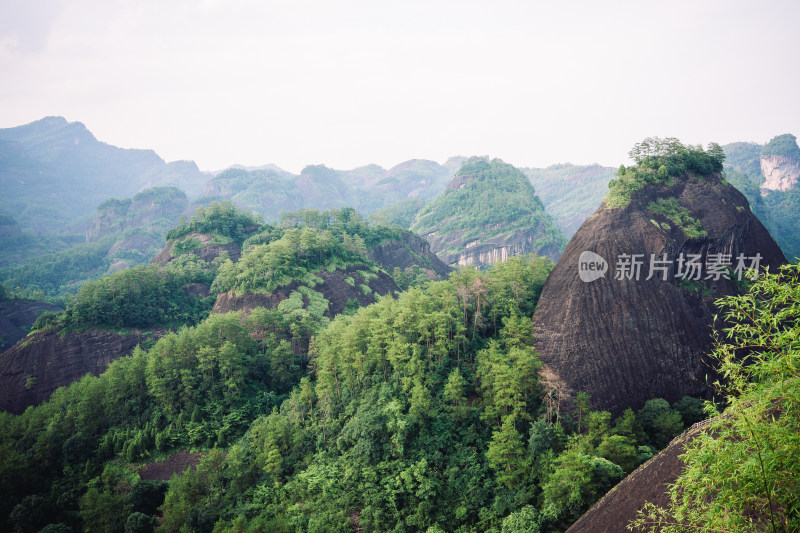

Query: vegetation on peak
0,249,711,532
165,201,261,245
131,186,187,205
605,137,725,208
210,225,374,297
410,158,566,251
760,133,800,159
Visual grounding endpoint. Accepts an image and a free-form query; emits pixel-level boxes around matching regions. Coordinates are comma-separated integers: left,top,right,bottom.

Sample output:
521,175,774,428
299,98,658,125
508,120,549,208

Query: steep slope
411,157,566,267
533,142,785,416
366,231,453,279
0,116,205,235
523,163,616,237
567,419,715,533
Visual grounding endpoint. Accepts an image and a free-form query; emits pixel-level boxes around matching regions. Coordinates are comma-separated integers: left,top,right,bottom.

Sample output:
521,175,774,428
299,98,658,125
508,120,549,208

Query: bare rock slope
533,172,785,415
0,327,165,414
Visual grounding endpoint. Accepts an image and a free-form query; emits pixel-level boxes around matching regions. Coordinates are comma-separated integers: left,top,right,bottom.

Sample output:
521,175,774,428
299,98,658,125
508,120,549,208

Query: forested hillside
0,244,704,532
411,158,566,267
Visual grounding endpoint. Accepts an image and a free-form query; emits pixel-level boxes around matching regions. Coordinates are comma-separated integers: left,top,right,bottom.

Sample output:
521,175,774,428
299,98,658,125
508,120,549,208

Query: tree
630,263,800,532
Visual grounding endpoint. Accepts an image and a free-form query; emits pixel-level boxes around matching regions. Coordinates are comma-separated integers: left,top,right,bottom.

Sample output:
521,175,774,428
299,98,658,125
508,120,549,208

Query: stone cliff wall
760,154,800,192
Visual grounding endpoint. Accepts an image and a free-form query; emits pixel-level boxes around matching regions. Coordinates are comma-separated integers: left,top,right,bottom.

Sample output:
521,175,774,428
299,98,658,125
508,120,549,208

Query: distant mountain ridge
723,133,800,260
0,116,207,235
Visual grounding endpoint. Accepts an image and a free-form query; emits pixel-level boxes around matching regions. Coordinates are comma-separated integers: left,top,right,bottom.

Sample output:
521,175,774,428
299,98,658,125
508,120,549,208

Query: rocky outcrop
0,300,62,352
567,419,715,533
533,173,785,416
212,265,399,318
427,227,562,267
0,327,165,414
760,154,800,192
367,232,453,278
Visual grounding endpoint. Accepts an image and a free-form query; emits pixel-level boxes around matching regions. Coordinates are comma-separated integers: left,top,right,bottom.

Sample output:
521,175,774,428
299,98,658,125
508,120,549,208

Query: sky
1,0,799,173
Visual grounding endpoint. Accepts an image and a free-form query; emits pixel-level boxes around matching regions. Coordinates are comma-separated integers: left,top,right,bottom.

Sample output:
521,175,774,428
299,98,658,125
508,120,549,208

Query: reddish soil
137,449,204,481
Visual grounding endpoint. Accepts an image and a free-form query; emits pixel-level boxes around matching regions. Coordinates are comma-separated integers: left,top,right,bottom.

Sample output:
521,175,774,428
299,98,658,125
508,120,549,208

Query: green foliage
165,201,261,245
646,197,707,238
0,243,693,532
631,263,800,532
760,133,800,158
636,398,684,450
41,264,215,330
411,158,566,251
524,163,617,237
605,138,725,208
369,197,426,229
0,236,116,300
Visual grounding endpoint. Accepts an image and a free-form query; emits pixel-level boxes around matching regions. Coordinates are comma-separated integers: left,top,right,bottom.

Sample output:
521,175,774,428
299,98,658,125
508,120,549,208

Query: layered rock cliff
759,133,800,193
533,171,785,416
411,158,566,268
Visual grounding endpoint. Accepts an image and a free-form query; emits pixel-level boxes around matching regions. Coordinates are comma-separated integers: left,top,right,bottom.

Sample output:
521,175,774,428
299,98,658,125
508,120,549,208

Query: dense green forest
0,240,706,532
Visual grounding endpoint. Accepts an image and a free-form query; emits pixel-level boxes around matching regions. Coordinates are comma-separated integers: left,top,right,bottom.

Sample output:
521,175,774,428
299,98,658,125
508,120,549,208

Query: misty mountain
0,117,207,235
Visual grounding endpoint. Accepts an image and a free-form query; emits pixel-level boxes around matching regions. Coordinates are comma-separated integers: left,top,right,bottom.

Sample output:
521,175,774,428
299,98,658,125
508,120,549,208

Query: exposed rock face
212,265,399,318
151,232,241,265
0,300,62,352
760,154,800,192
0,327,165,414
533,173,785,416
367,232,453,278
427,228,563,267
567,419,715,533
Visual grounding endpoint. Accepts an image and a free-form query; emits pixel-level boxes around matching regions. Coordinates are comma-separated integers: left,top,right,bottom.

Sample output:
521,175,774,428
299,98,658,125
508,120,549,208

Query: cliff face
533,173,785,416
366,232,453,278
426,226,563,267
760,154,800,192
0,327,165,414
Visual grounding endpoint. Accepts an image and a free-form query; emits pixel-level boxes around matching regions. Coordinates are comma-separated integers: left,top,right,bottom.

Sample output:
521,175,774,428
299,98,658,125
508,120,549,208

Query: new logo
579,251,608,282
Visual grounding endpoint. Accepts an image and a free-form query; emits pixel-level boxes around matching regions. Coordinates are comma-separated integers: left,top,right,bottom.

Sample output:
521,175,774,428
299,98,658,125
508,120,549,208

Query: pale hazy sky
1,0,798,173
